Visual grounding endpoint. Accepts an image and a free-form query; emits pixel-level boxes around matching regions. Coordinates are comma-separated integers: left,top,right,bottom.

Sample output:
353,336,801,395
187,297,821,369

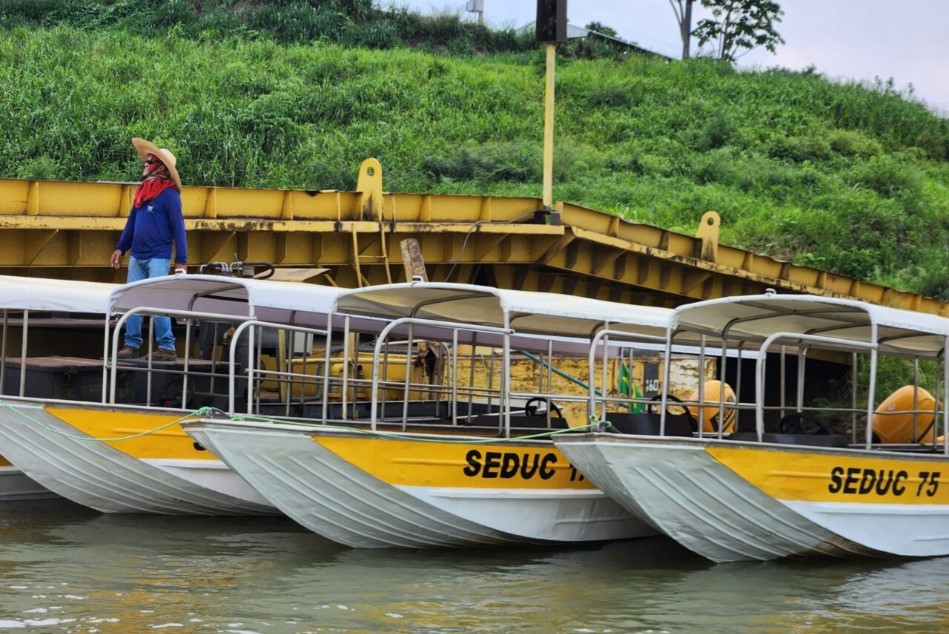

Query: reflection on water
1,500,948,632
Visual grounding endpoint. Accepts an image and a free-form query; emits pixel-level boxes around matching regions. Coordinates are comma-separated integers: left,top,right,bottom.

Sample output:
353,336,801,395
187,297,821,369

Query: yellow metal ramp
0,159,944,316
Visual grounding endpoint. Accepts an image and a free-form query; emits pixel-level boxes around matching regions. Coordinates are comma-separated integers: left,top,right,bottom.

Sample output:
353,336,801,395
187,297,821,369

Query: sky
387,0,949,115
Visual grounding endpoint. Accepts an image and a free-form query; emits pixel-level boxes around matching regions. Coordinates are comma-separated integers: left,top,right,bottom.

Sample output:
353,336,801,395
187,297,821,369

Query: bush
845,155,925,199
422,142,541,185
694,114,736,151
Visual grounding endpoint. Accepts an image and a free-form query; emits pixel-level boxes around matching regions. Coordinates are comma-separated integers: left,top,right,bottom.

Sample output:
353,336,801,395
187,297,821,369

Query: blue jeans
124,257,175,351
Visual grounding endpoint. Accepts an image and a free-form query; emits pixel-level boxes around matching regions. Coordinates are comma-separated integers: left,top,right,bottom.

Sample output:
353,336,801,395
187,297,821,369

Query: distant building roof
524,21,674,60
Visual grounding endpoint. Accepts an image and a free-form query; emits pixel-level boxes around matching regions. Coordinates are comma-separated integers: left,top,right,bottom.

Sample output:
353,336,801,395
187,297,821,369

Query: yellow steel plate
312,434,594,490
707,445,949,505
46,405,215,461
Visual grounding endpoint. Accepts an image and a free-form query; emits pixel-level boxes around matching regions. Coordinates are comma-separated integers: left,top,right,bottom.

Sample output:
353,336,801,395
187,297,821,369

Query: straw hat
131,137,182,191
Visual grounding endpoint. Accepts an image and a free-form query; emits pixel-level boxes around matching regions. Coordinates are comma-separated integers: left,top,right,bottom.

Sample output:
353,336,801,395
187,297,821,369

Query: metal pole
542,42,556,208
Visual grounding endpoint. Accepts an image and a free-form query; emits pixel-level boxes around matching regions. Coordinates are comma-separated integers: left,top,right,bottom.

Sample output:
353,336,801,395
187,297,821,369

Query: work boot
151,348,177,362
116,346,139,359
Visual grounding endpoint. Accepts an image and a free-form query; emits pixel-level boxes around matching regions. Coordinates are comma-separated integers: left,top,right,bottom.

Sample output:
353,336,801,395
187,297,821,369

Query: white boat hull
186,420,656,548
144,459,272,507
0,399,276,515
0,465,60,501
553,434,948,562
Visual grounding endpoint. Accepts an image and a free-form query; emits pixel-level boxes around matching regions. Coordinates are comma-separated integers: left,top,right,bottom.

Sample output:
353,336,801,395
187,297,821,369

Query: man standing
111,137,187,361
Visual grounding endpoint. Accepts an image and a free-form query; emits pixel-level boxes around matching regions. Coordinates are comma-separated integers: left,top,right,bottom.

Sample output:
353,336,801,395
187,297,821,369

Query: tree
668,0,696,60
692,0,784,63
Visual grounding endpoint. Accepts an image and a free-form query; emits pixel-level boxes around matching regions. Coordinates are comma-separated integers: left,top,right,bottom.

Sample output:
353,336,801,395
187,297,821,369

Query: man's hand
111,249,122,269
174,266,187,276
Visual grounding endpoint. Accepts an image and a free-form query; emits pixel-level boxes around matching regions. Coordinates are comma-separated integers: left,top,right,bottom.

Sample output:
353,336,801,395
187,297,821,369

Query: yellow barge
0,158,945,316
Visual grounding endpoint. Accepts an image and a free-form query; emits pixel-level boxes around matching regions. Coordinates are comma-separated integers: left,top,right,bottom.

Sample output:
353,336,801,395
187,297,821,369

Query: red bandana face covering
134,161,177,208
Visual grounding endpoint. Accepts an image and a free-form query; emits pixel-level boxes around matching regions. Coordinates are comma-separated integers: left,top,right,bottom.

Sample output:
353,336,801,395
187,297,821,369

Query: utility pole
682,0,693,59
536,0,566,211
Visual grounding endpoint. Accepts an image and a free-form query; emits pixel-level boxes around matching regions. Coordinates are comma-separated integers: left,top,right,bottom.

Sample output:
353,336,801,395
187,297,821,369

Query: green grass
0,14,946,300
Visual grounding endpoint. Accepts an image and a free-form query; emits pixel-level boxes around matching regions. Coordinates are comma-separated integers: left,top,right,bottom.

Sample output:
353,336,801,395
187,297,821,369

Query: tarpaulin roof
673,293,949,358
0,275,118,314
110,274,347,328
335,282,673,341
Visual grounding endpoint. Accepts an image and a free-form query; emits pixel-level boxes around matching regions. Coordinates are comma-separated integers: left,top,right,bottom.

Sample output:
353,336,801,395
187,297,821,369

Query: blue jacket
116,187,187,265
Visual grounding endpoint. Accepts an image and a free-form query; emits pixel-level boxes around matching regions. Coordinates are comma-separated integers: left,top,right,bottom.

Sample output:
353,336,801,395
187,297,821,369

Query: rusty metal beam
0,165,945,317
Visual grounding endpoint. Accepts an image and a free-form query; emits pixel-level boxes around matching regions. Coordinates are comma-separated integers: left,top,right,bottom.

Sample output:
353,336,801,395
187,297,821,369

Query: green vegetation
0,1,947,300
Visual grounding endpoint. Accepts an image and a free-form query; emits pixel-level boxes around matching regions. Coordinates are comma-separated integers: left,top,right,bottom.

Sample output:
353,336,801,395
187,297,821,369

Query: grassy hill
1,1,947,300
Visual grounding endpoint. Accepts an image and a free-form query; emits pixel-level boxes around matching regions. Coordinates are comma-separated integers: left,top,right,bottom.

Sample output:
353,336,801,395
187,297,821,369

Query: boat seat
602,412,694,437
472,413,568,430
507,415,569,430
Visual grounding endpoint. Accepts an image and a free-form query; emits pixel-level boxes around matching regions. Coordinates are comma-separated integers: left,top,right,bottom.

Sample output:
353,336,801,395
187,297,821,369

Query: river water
1,500,948,633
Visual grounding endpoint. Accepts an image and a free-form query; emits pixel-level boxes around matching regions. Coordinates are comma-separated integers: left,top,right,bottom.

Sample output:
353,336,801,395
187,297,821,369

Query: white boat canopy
334,282,673,340
672,293,949,358
0,275,118,314
109,274,348,328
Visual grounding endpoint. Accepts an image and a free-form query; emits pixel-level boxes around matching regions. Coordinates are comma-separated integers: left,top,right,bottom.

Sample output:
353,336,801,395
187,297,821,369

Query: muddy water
0,500,947,633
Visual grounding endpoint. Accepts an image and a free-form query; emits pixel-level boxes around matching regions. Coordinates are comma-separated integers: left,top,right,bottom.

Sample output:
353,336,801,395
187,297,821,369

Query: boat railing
728,330,947,454
351,338,459,423
227,319,333,416
226,321,483,425
754,331,877,445
0,308,113,401
359,315,620,435
366,316,514,431
315,367,495,426
109,307,252,407
110,308,333,414
587,328,671,428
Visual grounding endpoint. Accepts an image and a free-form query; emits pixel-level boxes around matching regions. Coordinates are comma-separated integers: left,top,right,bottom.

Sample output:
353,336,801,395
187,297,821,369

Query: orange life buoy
687,380,737,433
872,385,937,444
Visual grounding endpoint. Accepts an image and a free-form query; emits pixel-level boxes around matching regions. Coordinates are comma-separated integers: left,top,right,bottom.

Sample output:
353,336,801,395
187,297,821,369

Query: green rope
224,411,602,443
0,399,215,442
0,391,608,447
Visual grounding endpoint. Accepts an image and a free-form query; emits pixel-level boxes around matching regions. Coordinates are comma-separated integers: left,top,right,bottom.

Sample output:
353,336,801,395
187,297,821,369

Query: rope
223,411,605,444
0,399,216,442
0,392,613,446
